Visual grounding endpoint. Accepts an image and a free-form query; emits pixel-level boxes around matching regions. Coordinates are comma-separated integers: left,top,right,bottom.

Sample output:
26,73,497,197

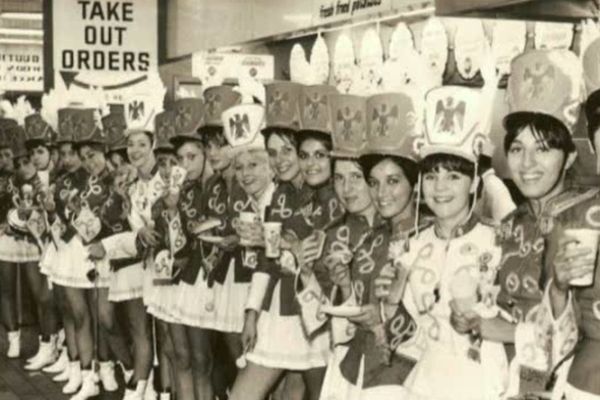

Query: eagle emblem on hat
269,90,289,118
230,113,250,139
337,107,362,140
522,64,555,101
156,115,175,141
304,92,328,122
128,100,145,122
26,115,50,141
205,92,222,119
371,104,398,137
175,105,192,131
434,97,466,136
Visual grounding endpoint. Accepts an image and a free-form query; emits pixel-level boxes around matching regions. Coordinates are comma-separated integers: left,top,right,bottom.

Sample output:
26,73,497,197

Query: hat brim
330,150,361,159
170,134,203,148
503,111,570,135
420,146,476,163
359,152,418,167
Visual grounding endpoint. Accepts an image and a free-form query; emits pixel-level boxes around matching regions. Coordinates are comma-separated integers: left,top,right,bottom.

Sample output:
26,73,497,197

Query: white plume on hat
0,99,15,120
290,43,312,84
234,65,266,105
12,96,34,127
41,89,67,132
333,32,358,94
310,34,330,85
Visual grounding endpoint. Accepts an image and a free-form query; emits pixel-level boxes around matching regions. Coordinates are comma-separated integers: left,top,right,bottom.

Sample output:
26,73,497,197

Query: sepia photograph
0,1,599,399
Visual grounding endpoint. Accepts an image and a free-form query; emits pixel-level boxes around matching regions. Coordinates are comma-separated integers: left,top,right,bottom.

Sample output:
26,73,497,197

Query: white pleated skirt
108,261,144,302
145,265,180,324
170,268,217,329
245,280,330,370
50,235,110,289
0,233,40,263
210,260,249,333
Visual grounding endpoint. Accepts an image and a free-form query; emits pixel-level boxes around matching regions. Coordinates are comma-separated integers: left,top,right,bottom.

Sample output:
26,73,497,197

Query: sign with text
192,52,274,86
313,0,392,23
52,0,158,99
0,44,44,92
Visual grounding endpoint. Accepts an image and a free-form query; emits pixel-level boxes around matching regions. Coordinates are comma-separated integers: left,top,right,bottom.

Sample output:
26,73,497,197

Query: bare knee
172,344,192,370
191,346,213,376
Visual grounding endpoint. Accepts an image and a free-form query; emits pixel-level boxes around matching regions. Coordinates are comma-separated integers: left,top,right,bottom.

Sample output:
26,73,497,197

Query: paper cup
239,212,259,246
564,228,600,287
263,222,282,258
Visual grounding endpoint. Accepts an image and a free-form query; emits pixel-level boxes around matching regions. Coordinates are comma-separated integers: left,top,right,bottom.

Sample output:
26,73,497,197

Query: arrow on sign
59,71,148,90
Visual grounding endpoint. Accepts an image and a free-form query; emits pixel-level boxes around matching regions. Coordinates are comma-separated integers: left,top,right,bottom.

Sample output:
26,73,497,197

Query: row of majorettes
1,44,600,400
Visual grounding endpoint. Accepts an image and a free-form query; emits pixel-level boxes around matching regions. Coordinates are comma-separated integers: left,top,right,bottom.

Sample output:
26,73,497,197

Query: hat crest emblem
175,106,192,131
523,63,555,100
230,113,250,139
435,97,466,136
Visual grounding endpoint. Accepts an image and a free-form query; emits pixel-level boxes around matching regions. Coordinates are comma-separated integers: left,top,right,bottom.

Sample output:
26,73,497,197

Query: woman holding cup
448,50,586,399
317,93,423,400
230,83,343,400
538,40,600,400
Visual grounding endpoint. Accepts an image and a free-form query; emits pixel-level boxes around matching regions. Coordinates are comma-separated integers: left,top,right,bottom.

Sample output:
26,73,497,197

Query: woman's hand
554,233,596,291
235,220,264,248
449,300,481,335
88,242,107,261
298,230,326,266
348,304,382,329
138,226,161,248
215,234,240,252
241,310,259,353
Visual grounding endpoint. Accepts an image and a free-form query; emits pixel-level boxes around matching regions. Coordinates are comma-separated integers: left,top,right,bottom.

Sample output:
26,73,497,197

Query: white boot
53,360,71,382
123,380,147,400
62,362,82,394
144,371,157,400
43,347,68,373
158,392,171,400
99,361,118,392
26,335,42,363
6,330,20,359
70,369,99,400
25,339,57,370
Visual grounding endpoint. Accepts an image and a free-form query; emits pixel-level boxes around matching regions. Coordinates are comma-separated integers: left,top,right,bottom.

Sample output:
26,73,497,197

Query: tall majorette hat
101,112,127,152
300,85,337,134
154,110,176,152
0,118,18,148
202,85,241,128
24,114,54,147
265,81,302,132
71,109,105,146
222,104,266,151
10,126,28,159
582,37,600,142
329,94,367,158
364,93,421,162
420,86,485,163
170,98,205,145
504,49,583,135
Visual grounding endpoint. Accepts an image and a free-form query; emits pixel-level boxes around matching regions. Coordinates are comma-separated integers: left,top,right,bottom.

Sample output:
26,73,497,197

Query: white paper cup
238,212,259,246
564,228,600,287
263,222,282,258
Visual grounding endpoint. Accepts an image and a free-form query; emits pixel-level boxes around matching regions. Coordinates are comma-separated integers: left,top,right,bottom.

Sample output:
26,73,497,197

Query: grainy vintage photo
0,1,599,400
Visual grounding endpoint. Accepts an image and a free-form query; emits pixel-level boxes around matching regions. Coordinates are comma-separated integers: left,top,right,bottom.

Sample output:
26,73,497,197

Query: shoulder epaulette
548,187,600,217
